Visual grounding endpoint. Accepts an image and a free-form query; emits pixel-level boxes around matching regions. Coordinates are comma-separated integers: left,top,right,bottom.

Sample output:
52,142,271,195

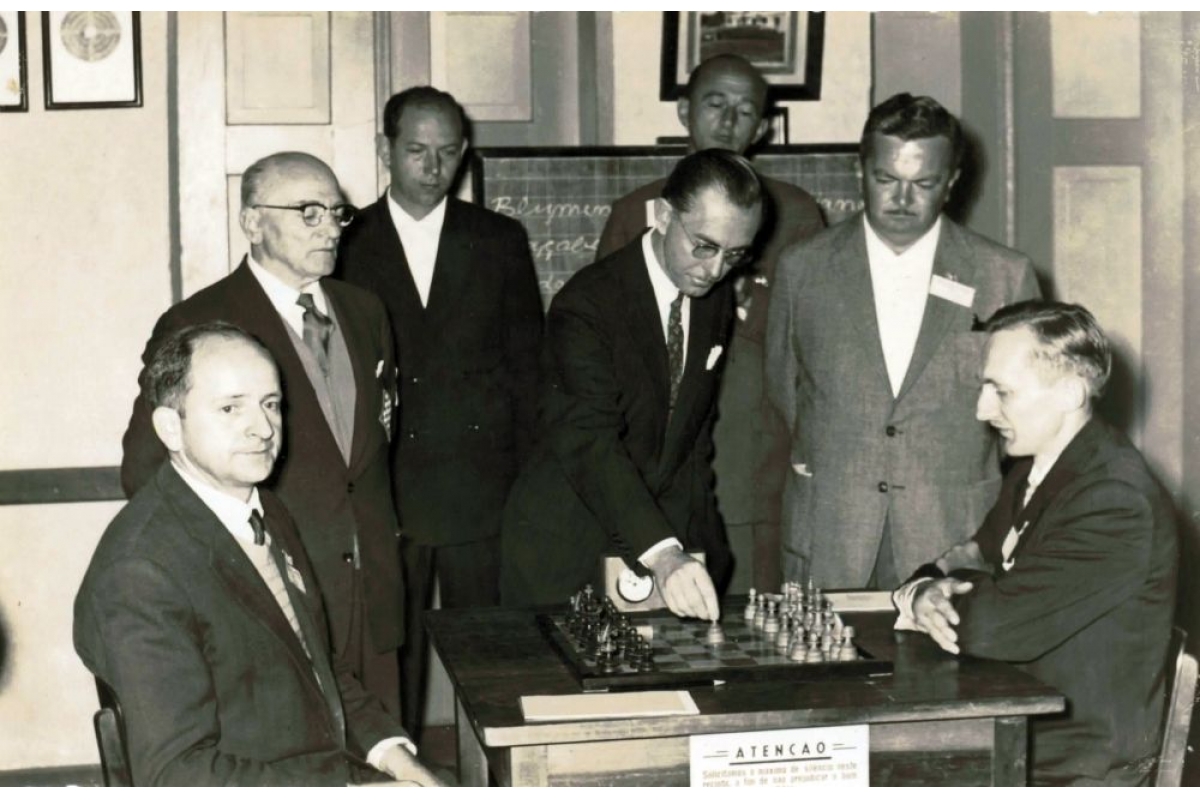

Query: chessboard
538,584,892,691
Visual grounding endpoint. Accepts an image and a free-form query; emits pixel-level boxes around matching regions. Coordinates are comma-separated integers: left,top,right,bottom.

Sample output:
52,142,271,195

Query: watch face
616,569,654,603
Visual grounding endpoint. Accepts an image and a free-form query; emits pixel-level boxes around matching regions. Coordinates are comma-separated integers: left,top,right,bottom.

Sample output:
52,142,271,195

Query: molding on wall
0,468,124,506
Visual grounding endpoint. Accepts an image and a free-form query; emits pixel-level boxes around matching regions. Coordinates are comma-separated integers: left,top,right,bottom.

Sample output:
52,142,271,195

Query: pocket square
792,462,813,478
706,345,723,371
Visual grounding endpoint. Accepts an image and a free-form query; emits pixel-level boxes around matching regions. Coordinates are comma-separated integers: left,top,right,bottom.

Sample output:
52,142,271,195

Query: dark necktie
296,293,332,374
249,507,267,545
667,292,685,411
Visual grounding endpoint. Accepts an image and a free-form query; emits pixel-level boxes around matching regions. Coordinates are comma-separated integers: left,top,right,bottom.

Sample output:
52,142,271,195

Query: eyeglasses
675,215,754,269
253,202,356,228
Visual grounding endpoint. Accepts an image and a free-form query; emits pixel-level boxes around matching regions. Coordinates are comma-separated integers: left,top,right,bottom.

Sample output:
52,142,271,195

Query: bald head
679,55,770,155
241,152,338,209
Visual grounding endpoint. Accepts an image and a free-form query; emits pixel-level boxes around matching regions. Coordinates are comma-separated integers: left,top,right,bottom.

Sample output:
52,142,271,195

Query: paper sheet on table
824,590,896,613
521,690,699,721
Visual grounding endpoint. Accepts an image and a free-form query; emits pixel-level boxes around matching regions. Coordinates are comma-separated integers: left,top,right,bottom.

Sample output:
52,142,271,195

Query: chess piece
763,600,780,636
788,638,808,662
775,617,792,654
753,594,767,631
744,588,758,622
705,621,726,647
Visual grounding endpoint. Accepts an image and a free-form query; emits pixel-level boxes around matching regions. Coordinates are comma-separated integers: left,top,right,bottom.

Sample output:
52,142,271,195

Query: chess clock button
616,568,654,603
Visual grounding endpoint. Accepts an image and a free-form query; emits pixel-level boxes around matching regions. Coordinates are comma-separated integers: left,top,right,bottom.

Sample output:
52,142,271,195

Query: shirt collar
387,191,448,233
246,255,329,317
171,463,264,547
863,214,943,264
642,230,683,309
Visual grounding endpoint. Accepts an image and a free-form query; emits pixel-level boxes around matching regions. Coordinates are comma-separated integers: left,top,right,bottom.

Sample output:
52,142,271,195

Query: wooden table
426,605,1064,787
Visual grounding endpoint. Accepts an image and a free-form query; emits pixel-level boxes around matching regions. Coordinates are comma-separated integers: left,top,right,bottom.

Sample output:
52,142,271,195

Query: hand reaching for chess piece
642,545,720,621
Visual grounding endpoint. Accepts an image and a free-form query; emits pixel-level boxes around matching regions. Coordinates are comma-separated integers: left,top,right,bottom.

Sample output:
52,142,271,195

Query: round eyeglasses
253,202,356,228
675,215,755,269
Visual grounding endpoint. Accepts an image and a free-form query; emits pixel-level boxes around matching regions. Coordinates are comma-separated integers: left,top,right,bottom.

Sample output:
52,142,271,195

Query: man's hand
935,540,987,574
912,578,974,654
644,546,720,621
377,745,445,787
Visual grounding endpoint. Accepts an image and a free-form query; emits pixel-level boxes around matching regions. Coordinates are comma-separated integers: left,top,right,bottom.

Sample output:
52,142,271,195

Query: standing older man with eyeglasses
501,150,763,619
120,151,407,721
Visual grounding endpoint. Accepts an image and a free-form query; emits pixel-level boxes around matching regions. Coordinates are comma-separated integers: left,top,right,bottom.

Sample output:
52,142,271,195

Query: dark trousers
400,536,500,739
341,566,401,721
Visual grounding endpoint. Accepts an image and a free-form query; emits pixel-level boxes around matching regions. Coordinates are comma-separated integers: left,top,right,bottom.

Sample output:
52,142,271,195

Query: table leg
991,715,1028,786
455,697,488,787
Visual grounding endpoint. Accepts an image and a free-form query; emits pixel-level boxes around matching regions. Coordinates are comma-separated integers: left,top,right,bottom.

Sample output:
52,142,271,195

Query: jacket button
886,425,897,437
411,376,420,384
347,482,355,494
342,552,354,563
878,481,889,493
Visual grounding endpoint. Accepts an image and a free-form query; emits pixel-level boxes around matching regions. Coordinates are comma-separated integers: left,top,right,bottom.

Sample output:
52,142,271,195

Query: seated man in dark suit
502,150,763,620
75,323,440,786
892,301,1179,785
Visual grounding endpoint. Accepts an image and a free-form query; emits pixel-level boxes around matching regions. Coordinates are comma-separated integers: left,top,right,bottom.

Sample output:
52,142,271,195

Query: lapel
895,218,980,403
324,282,374,478
226,262,346,471
835,217,892,392
620,240,672,414
365,195,426,320
154,465,329,707
424,198,472,329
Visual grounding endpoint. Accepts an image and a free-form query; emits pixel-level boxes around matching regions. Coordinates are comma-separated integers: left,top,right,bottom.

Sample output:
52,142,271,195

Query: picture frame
42,11,142,110
0,11,28,112
660,11,825,102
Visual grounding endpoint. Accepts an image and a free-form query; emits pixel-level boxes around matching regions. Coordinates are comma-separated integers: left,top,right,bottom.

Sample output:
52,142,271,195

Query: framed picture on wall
0,11,28,112
42,11,142,110
660,11,825,102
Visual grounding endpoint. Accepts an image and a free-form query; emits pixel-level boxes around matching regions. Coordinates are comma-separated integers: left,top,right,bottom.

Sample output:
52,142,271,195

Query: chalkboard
473,145,863,306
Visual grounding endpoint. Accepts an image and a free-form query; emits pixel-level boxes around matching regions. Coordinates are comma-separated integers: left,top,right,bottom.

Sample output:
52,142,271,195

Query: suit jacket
74,464,406,786
336,195,543,546
766,213,1040,587
500,237,735,604
918,419,1179,785
599,174,825,526
119,261,403,652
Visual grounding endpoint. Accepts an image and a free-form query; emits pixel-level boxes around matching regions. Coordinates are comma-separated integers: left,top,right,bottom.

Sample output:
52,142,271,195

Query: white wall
0,11,171,770
611,11,872,145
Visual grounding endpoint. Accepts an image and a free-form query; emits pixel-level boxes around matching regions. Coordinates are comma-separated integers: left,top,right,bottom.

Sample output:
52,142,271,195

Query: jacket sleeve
764,244,803,432
499,220,545,465
953,478,1156,662
75,558,348,786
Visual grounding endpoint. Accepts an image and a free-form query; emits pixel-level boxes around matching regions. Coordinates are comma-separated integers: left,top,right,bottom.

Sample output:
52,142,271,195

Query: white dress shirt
387,192,447,308
246,256,331,336
864,216,944,396
638,230,690,565
171,465,414,764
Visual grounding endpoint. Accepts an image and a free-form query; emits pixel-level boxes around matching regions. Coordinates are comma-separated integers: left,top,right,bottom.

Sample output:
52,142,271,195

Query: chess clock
615,568,654,603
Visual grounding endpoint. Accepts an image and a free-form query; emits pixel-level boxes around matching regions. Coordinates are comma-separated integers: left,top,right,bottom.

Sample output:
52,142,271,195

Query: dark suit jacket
914,418,1179,785
119,261,403,652
336,195,543,547
767,214,1041,586
74,464,405,785
500,237,735,604
599,175,824,527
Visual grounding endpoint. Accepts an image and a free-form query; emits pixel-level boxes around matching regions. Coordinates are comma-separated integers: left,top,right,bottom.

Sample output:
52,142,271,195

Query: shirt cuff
891,578,932,632
638,538,684,567
366,736,417,770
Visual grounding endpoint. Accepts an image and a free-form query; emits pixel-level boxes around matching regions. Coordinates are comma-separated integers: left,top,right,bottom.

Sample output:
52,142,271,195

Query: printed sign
689,725,869,787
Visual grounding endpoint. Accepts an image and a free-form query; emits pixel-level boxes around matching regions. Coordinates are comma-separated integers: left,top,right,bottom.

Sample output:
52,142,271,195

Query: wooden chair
92,677,133,787
1154,626,1198,787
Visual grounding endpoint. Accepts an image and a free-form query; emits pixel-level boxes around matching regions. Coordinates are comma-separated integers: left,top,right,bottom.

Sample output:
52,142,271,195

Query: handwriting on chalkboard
490,196,612,224
529,236,599,263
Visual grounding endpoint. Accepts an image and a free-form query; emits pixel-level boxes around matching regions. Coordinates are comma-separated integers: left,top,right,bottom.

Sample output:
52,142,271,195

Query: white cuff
638,537,684,567
366,736,417,769
891,578,932,632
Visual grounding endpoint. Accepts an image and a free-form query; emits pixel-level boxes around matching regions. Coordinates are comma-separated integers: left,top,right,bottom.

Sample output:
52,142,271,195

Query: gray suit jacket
765,213,1040,587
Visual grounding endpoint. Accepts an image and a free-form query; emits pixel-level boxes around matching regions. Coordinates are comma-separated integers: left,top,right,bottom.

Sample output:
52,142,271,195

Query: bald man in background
598,55,824,592
120,152,406,719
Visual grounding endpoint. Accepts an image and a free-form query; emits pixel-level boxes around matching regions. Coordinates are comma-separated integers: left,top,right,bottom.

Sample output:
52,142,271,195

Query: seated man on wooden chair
892,301,1179,785
74,322,441,786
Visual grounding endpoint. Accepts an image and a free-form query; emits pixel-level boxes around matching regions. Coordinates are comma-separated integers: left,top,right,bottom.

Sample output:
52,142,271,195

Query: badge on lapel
929,274,976,308
282,551,307,594
706,345,723,371
377,360,397,441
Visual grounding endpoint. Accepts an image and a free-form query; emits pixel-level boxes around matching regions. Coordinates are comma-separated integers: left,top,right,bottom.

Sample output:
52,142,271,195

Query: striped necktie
296,292,333,374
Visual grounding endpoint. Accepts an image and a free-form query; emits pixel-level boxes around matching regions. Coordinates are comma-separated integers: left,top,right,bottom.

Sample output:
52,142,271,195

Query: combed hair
661,149,763,215
382,86,466,141
240,151,333,208
860,93,964,170
985,300,1112,402
141,322,275,412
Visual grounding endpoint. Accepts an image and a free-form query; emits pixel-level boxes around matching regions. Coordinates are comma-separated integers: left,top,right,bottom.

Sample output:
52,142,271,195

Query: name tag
929,274,976,308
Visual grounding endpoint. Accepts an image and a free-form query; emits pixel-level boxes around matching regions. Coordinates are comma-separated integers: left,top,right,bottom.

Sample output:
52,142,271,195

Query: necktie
1001,475,1033,568
667,292,685,411
249,510,313,663
296,293,332,374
